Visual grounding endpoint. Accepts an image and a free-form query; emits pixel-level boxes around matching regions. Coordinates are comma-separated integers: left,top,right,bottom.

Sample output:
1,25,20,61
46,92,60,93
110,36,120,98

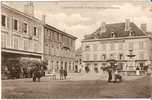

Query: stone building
1,3,44,76
82,19,152,73
75,47,83,72
44,24,77,73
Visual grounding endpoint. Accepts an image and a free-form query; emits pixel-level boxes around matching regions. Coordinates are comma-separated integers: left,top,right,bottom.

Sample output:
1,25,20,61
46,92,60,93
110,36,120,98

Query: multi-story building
75,47,83,72
82,19,152,73
44,24,77,73
1,3,44,76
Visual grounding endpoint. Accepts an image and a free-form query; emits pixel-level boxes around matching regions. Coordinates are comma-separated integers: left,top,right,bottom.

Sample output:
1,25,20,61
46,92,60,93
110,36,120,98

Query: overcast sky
3,0,152,49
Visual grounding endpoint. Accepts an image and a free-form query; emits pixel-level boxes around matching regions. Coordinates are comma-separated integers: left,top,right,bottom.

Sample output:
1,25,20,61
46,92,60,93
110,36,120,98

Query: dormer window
129,30,135,36
111,32,115,38
85,45,90,52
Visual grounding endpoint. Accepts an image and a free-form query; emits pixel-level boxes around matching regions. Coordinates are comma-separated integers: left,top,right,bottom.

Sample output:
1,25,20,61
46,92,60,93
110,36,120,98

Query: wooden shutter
7,16,10,29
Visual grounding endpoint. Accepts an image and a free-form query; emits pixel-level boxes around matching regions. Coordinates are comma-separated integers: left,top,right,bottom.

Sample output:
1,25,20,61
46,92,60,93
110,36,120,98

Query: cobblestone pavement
2,72,151,99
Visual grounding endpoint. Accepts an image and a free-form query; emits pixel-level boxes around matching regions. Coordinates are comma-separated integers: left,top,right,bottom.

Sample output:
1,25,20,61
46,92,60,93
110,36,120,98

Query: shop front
1,49,42,79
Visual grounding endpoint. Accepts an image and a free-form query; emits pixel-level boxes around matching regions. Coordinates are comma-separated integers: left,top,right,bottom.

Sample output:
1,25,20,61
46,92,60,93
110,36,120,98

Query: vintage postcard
1,0,152,99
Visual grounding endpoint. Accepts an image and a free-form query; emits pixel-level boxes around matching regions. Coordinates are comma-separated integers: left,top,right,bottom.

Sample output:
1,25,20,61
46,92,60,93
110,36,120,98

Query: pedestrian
32,65,42,82
32,67,37,82
114,69,122,83
108,69,112,82
59,67,64,80
136,67,140,75
11,67,16,79
64,70,67,80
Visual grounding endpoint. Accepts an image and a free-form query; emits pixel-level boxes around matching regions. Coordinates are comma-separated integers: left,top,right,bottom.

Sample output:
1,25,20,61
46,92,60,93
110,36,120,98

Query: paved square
2,74,151,99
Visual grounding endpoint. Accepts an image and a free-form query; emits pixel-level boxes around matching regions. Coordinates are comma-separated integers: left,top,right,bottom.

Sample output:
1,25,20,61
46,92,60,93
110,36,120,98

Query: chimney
100,22,106,34
42,15,46,24
24,1,34,16
125,19,130,31
140,23,147,32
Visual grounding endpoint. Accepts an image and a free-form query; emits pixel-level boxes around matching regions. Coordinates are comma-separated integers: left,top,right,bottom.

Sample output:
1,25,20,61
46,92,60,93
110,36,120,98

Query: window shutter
22,22,24,33
18,20,22,33
12,17,14,30
7,16,10,28
30,25,34,36
37,26,41,38
28,23,31,35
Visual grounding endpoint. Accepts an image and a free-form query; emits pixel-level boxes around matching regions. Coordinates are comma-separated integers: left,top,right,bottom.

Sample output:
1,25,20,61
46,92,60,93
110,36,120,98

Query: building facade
82,19,152,73
75,47,83,72
1,3,44,77
44,24,77,73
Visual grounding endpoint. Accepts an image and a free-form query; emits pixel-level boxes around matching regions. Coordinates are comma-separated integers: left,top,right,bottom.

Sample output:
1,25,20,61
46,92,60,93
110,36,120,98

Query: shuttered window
13,19,18,30
2,15,6,27
23,22,28,33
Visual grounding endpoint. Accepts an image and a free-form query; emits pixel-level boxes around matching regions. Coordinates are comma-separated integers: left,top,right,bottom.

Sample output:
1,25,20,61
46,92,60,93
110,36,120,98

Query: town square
1,0,152,99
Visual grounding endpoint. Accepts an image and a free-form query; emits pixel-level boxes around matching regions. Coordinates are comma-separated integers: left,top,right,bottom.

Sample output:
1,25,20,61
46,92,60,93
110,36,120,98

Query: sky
3,0,152,49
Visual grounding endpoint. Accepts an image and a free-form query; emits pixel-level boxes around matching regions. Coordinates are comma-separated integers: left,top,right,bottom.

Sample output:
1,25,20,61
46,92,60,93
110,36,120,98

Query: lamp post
126,49,136,70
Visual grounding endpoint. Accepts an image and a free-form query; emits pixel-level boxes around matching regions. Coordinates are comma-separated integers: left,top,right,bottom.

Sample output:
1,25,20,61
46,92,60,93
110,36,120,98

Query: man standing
108,69,112,82
59,67,64,80
64,70,67,80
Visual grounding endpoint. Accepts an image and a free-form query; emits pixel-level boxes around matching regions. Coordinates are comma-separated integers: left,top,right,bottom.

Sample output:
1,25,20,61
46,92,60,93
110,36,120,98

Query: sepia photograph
1,0,152,99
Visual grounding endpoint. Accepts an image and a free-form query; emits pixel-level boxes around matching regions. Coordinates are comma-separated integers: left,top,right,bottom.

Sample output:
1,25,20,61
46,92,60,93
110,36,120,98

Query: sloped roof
84,22,146,39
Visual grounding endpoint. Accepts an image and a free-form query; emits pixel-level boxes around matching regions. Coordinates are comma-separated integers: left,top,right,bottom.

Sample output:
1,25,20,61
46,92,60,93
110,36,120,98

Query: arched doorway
75,65,78,72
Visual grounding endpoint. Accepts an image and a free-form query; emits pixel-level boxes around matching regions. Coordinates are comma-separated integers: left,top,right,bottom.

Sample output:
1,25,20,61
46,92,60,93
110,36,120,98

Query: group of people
32,65,43,82
59,67,67,80
106,69,122,83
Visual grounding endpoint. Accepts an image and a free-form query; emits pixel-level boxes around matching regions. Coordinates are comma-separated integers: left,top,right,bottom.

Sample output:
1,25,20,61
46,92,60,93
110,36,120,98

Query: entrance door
75,65,78,72
65,62,67,71
139,63,144,70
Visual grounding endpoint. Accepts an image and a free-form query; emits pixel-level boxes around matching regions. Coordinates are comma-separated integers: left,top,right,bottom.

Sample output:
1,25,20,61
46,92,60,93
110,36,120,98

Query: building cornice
82,35,150,42
2,48,42,57
44,24,77,40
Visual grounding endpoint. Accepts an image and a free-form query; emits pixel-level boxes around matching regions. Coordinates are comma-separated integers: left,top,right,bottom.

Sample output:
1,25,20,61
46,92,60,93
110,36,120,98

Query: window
86,54,90,60
139,41,144,49
1,15,6,27
110,54,114,59
85,45,90,51
1,34,7,48
93,44,97,51
101,54,106,60
102,44,106,51
34,42,37,51
129,31,135,36
14,38,18,49
111,32,115,38
93,54,97,61
129,42,134,50
57,33,59,41
13,19,18,30
139,53,144,60
119,43,123,50
52,32,54,41
24,39,29,51
23,22,28,33
34,27,37,36
119,54,123,60
110,43,115,50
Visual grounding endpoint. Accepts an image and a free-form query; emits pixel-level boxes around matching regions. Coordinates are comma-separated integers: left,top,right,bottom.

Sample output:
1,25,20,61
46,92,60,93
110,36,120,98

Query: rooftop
1,3,43,24
84,22,146,40
45,24,77,40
